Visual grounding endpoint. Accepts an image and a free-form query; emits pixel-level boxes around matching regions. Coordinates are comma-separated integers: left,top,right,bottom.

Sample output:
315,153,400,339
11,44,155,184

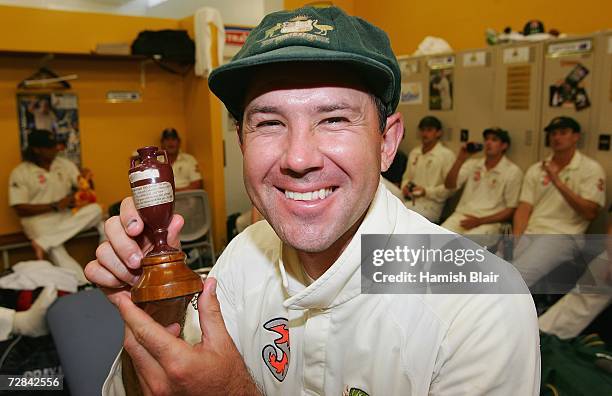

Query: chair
46,288,124,395
174,190,216,267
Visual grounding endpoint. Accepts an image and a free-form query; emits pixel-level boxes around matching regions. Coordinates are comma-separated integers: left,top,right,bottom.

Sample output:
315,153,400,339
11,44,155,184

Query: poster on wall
549,63,591,111
429,69,453,110
17,93,81,167
400,82,423,105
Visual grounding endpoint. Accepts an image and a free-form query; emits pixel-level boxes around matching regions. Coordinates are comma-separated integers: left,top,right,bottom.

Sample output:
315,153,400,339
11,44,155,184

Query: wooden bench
0,228,99,270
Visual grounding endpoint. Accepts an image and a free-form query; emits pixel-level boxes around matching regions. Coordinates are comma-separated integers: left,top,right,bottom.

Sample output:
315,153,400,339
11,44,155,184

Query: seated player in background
160,128,203,191
400,116,455,223
512,116,606,287
442,128,523,245
9,129,104,284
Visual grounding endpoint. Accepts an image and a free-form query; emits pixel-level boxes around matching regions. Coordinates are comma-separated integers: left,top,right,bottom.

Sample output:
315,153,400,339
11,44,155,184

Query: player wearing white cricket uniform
87,6,540,396
160,128,203,191
103,184,540,395
512,117,606,287
9,130,103,285
442,128,522,245
401,116,455,223
538,207,612,338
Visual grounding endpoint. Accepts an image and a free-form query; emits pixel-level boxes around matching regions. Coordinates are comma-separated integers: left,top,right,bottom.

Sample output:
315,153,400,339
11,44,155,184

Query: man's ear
380,112,404,172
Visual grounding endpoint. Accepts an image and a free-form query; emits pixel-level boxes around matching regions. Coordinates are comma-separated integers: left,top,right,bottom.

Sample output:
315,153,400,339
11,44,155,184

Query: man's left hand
460,215,482,230
411,186,426,198
117,277,260,396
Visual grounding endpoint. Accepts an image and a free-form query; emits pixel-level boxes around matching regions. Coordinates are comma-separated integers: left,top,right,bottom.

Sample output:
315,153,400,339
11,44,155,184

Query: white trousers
21,203,103,250
511,235,581,288
404,197,444,223
21,203,104,285
539,251,612,339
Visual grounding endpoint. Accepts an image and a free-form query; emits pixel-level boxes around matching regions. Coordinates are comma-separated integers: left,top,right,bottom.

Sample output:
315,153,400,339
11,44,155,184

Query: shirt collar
479,155,509,174
279,183,397,310
545,150,582,171
420,141,444,156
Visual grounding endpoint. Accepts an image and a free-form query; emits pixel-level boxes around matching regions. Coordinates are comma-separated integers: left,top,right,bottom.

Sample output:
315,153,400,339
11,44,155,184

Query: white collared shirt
104,184,539,396
400,142,455,221
454,156,523,217
401,142,455,203
9,157,79,206
520,151,606,234
172,152,202,189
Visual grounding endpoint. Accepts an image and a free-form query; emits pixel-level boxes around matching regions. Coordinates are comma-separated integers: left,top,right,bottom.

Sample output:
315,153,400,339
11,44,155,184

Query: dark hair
23,147,37,163
235,93,388,144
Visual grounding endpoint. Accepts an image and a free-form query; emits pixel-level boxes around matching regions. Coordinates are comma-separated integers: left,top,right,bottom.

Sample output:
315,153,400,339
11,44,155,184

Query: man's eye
323,117,349,124
256,120,282,128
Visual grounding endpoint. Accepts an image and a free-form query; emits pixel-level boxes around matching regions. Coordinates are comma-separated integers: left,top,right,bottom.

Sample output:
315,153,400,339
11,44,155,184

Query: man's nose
280,126,324,175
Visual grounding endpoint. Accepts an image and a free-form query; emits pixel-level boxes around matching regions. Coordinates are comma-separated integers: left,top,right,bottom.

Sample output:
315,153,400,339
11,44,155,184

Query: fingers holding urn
85,241,141,287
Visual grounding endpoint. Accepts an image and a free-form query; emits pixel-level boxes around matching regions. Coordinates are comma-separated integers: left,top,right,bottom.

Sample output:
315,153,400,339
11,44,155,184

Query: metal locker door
588,31,612,209
539,35,596,160
493,41,545,172
426,54,458,151
397,55,428,154
454,48,496,154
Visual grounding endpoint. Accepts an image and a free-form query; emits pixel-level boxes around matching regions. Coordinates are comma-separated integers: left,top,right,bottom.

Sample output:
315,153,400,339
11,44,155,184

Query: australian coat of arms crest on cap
260,15,334,46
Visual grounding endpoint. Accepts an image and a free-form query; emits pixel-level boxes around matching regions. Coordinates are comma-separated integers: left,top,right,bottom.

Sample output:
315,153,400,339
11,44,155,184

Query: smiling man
87,6,539,396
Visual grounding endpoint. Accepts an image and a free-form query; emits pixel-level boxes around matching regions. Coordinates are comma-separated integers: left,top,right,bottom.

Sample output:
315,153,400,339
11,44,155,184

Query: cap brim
209,45,396,119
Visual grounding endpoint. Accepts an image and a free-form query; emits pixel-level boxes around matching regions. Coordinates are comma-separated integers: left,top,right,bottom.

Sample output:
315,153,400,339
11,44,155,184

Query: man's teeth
285,188,333,201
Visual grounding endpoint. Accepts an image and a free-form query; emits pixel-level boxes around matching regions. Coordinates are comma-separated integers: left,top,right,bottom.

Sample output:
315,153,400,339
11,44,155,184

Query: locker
538,35,596,160
588,31,612,213
493,41,545,171
222,106,252,217
396,54,430,154
454,48,497,153
396,54,457,155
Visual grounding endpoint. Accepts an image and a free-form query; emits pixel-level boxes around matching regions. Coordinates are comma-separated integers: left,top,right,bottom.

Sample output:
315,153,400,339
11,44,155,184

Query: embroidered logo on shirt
343,386,370,396
597,178,604,192
262,317,290,382
473,170,481,182
38,174,46,184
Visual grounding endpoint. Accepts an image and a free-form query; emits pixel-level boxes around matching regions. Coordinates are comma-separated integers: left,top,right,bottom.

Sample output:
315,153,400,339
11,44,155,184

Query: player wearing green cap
89,6,539,395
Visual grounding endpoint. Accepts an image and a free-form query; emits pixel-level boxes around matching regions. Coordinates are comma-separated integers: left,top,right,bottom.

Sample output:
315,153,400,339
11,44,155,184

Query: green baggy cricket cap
208,6,401,120
544,116,581,133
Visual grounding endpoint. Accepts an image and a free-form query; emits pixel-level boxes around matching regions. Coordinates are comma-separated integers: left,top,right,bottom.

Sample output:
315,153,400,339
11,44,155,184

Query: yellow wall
0,5,176,53
0,57,186,234
285,0,354,14
354,0,612,55
283,1,611,55
0,6,226,249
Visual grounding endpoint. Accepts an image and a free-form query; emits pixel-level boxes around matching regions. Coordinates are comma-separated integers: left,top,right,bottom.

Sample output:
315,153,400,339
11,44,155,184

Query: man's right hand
456,143,471,162
402,183,412,198
84,197,184,305
56,194,76,210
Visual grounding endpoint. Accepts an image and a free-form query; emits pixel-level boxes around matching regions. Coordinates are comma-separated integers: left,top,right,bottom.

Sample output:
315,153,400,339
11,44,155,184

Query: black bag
131,30,195,63
0,287,69,395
